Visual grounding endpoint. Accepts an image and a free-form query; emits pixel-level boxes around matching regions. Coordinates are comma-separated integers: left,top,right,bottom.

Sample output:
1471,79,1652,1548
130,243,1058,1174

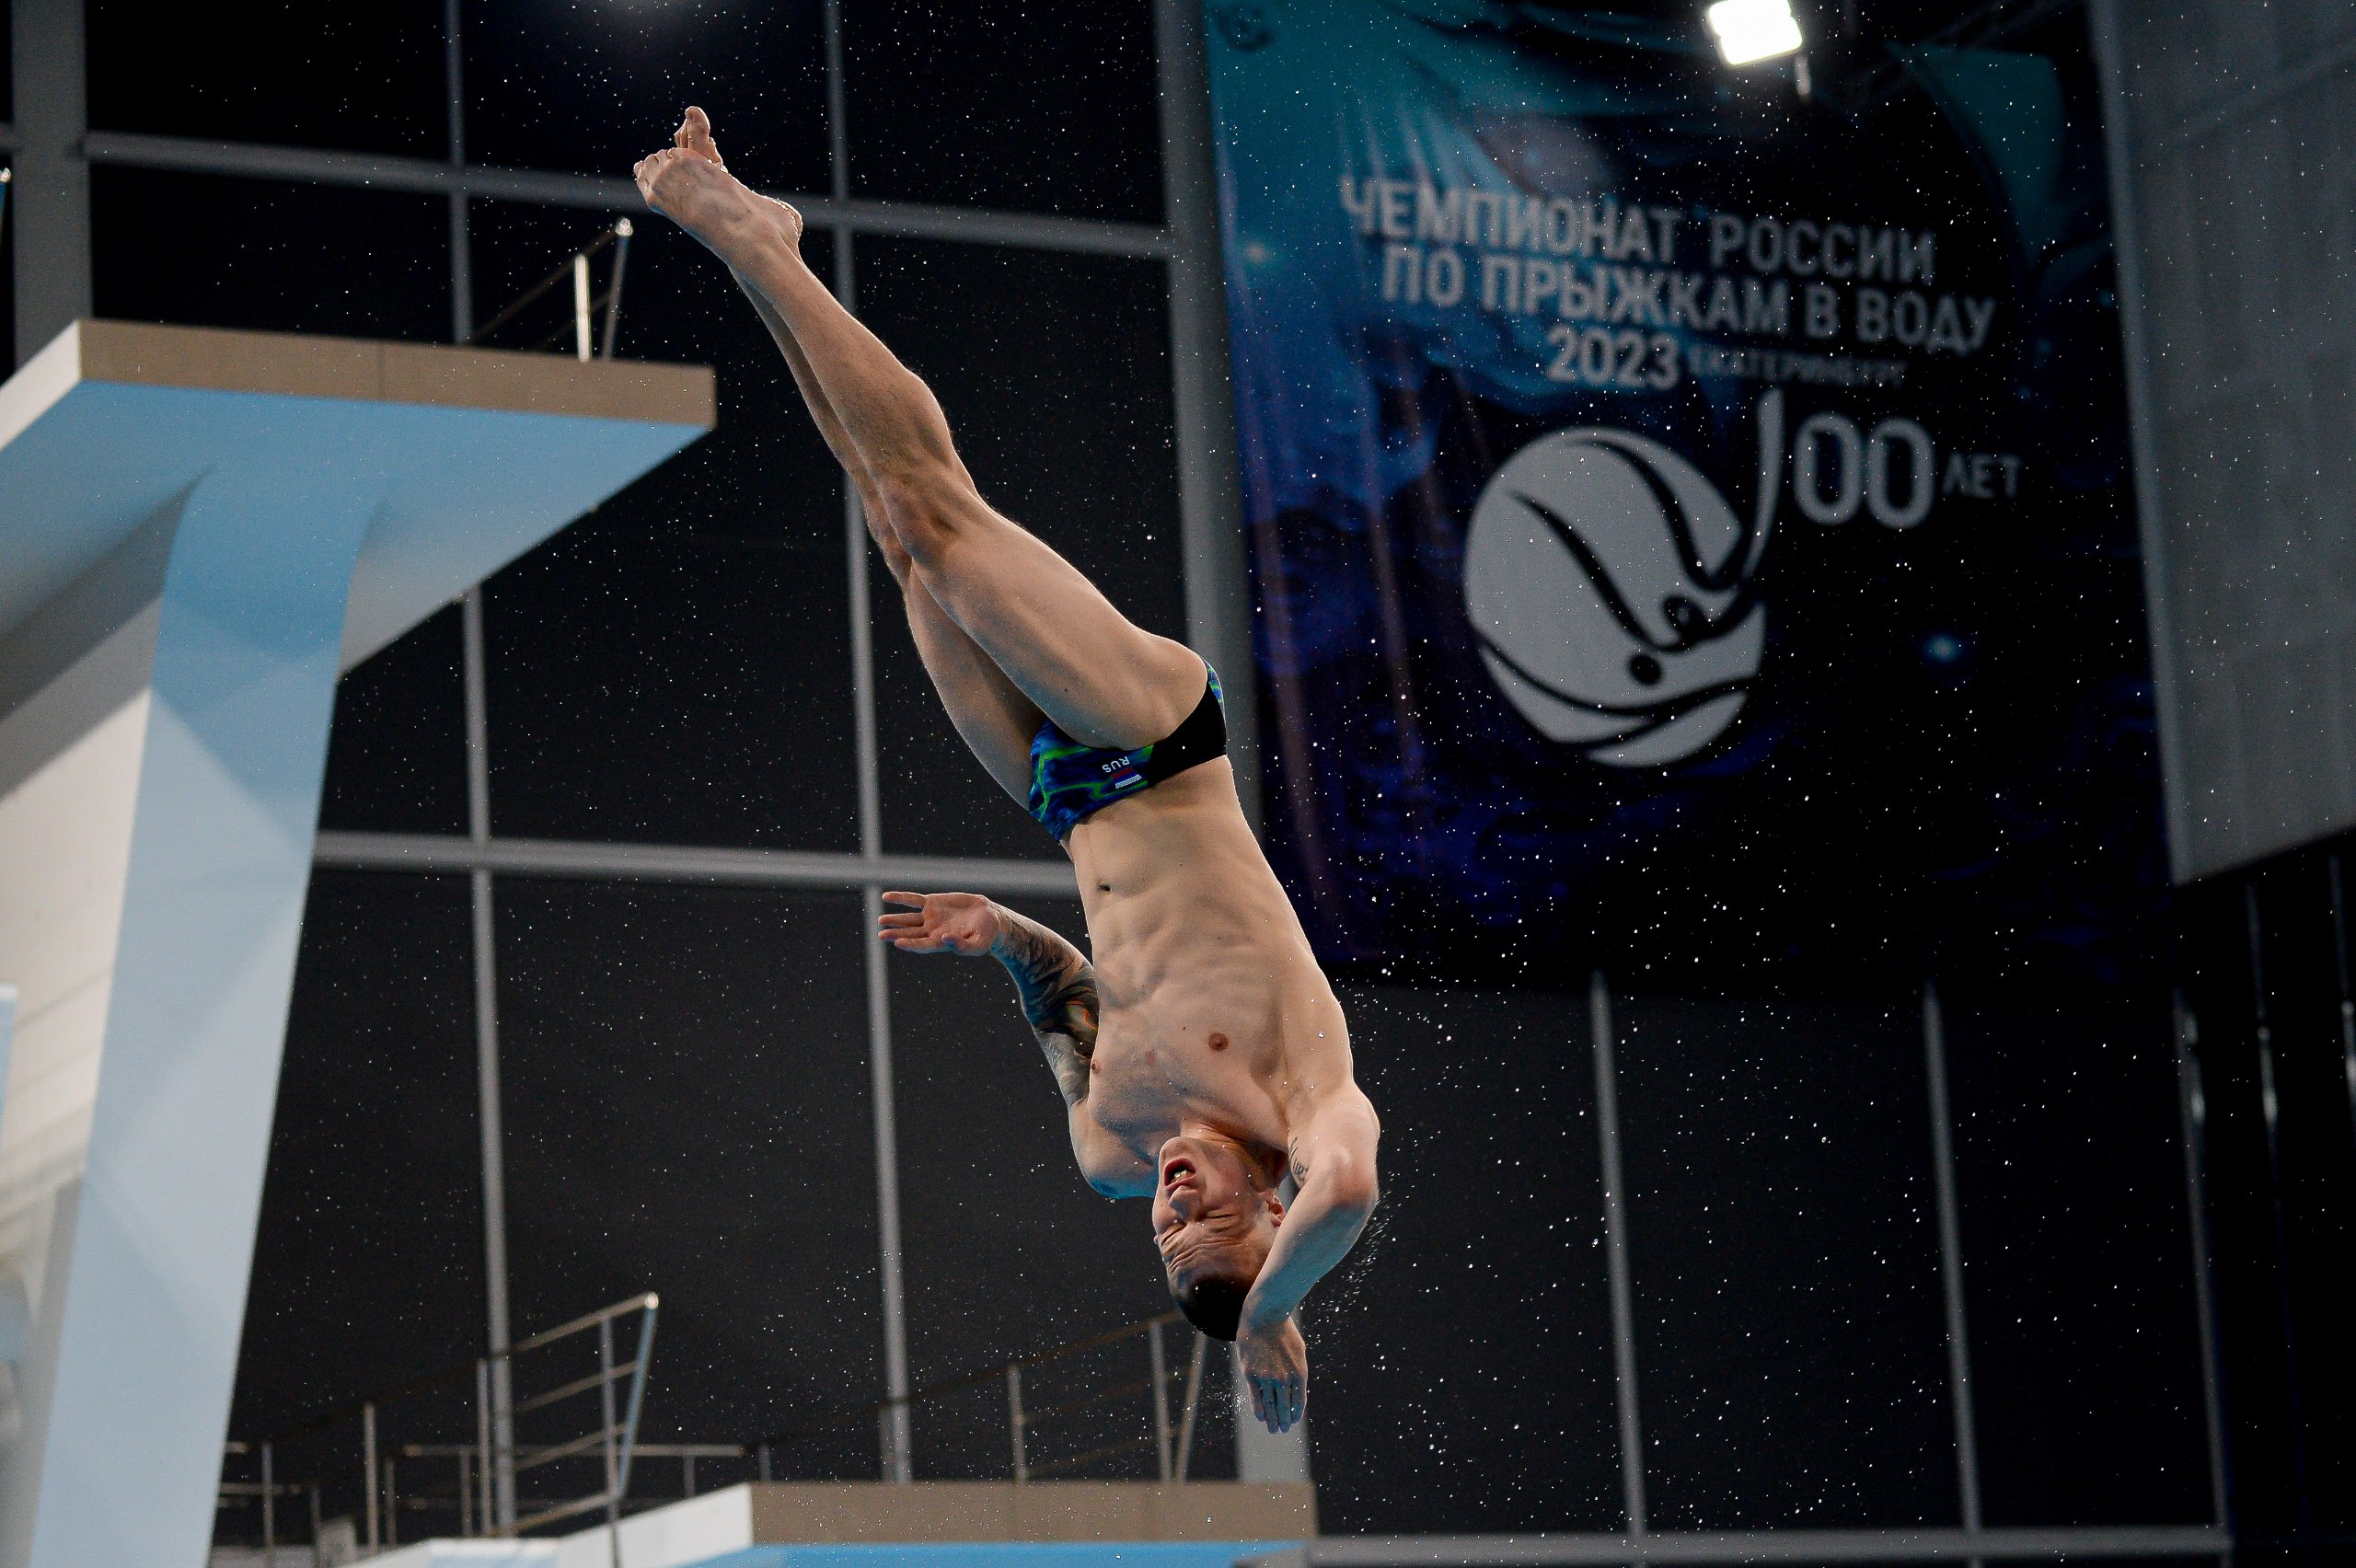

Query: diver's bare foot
675,104,725,167
676,106,807,247
634,107,802,257
675,106,808,248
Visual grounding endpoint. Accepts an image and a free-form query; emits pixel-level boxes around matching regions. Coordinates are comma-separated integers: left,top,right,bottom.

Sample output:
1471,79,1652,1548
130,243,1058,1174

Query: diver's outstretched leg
882,525,1044,804
639,114,1204,753
662,111,1046,797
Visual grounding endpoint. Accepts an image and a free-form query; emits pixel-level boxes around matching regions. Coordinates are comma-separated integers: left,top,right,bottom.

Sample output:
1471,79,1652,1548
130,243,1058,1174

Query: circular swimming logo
1463,396,1781,767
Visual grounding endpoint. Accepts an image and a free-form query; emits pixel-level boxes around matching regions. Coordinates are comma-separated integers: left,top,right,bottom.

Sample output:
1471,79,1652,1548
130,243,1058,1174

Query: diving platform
0,319,713,1568
362,1480,1315,1568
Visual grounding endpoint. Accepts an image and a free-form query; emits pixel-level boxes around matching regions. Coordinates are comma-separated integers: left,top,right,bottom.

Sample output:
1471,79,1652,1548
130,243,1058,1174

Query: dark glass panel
1616,993,1955,1528
855,237,1183,860
319,603,468,836
495,880,880,1479
88,0,446,157
1944,986,2212,1526
2178,847,2356,1536
1311,983,1621,1534
478,203,858,850
229,871,480,1492
91,167,450,340
463,0,828,196
843,0,1164,223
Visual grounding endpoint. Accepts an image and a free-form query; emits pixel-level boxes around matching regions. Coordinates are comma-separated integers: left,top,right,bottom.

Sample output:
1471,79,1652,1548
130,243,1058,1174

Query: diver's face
1151,1134,1280,1293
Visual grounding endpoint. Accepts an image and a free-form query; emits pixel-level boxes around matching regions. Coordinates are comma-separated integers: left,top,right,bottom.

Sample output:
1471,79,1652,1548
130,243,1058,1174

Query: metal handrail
513,1490,629,1535
465,220,634,362
219,1292,660,1553
1027,1430,1161,1479
1015,1372,1161,1428
406,1441,744,1460
1010,1321,1207,1485
514,1358,641,1418
512,1290,655,1355
510,1424,628,1475
224,1299,1204,1557
751,1309,1185,1447
753,1309,1212,1487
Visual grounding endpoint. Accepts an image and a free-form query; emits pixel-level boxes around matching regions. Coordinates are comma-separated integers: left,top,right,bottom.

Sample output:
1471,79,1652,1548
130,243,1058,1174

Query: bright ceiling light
1705,0,1804,65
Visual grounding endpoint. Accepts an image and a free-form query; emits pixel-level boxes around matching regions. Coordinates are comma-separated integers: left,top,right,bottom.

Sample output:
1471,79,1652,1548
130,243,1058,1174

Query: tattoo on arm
1288,1139,1311,1191
989,909,1099,1109
1032,982,1096,1109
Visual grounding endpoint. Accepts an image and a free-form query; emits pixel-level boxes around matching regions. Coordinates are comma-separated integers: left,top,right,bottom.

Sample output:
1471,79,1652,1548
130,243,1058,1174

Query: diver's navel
1208,1032,1230,1052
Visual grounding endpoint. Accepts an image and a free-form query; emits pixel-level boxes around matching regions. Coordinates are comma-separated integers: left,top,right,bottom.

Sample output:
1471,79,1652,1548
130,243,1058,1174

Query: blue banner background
1204,0,2168,990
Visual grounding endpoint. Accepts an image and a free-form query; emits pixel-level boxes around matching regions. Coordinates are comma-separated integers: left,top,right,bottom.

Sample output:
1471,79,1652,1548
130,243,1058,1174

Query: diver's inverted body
636,109,1378,1435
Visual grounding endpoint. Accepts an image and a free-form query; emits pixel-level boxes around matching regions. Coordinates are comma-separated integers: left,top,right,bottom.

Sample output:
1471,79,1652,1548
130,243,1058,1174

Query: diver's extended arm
1233,1091,1381,1434
1250,1113,1379,1325
875,893,1096,1107
877,892,1145,1193
987,906,1100,1108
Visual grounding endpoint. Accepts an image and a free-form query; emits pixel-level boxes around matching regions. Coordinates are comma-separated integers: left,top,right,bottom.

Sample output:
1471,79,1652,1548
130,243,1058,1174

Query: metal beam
78,131,1173,258
459,594,517,1532
2084,0,2196,881
1588,973,1647,1536
1154,0,1260,830
443,0,474,343
313,830,1079,899
2156,29,2356,150
822,0,914,1484
1921,983,1982,1537
2170,995,2231,1530
12,0,92,364
1246,1525,2234,1567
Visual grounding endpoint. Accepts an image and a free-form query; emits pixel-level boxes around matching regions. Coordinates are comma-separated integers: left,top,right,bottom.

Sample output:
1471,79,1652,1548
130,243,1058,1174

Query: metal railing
465,220,634,362
218,1292,658,1559
406,1440,743,1516
754,1310,1214,1486
215,1447,318,1566
219,1303,1210,1561
491,1293,659,1538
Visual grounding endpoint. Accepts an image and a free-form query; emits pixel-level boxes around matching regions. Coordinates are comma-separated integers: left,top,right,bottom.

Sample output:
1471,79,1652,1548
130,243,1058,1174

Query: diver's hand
1235,1314,1308,1435
878,891,1003,957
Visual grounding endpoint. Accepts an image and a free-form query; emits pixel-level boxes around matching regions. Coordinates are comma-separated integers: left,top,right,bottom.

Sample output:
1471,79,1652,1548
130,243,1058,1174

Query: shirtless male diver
635,108,1379,1435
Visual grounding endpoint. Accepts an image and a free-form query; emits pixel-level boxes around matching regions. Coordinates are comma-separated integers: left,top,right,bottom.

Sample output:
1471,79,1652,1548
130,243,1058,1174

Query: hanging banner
1204,0,2167,986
